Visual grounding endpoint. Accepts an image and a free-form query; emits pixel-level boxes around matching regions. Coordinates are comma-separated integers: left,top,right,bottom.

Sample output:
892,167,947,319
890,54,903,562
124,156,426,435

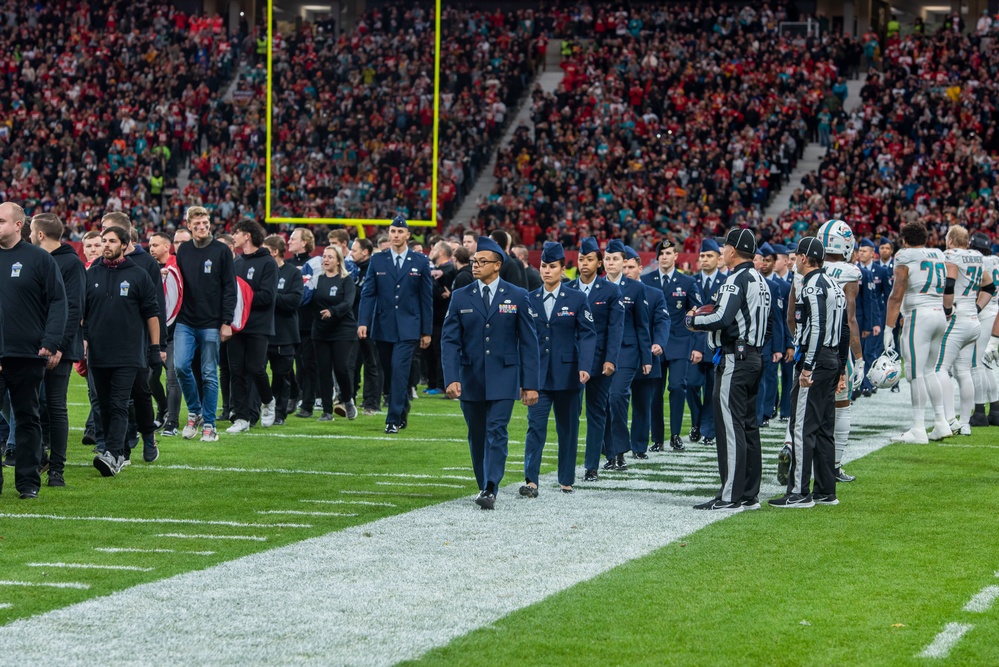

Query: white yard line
0,604,11,610
374,482,466,489
340,490,432,498
918,623,973,659
156,534,267,542
27,563,154,573
0,514,310,529
256,511,358,518
0,581,90,590
300,500,396,507
0,390,911,665
94,548,215,556
964,585,999,613
64,463,475,482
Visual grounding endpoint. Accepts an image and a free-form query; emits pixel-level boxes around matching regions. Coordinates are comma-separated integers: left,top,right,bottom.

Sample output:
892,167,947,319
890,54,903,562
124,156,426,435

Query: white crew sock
835,405,850,465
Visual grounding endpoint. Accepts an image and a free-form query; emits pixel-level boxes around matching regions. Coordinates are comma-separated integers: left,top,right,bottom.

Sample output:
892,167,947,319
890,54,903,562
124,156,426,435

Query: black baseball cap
797,236,825,261
724,228,757,255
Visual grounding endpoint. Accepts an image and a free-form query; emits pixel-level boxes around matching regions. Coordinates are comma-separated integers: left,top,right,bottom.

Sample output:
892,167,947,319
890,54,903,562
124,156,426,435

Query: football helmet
867,348,902,389
817,219,856,262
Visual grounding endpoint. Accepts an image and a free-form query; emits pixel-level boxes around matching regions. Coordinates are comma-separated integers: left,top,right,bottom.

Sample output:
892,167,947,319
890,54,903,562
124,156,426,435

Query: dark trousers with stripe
582,374,611,471
713,352,763,503
524,389,582,486
787,349,839,497
461,399,514,492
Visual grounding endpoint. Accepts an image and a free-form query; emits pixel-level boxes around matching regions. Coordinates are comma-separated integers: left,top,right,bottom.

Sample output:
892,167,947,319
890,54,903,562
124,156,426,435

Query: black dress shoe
82,430,97,446
19,488,39,499
650,442,664,452
473,491,495,510
583,469,598,482
602,459,617,470
384,424,399,434
670,435,686,452
688,426,702,443
761,418,770,428
400,412,409,430
778,416,789,423
631,451,649,460
48,470,66,487
615,455,629,471
560,486,574,494
519,485,539,498
702,437,715,447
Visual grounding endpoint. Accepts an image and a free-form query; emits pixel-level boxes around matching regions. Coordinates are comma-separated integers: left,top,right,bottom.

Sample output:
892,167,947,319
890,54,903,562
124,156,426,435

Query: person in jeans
173,206,236,443
309,245,358,421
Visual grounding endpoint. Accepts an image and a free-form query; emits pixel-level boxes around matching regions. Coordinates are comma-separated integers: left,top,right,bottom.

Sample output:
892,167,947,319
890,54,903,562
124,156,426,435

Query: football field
1,376,997,665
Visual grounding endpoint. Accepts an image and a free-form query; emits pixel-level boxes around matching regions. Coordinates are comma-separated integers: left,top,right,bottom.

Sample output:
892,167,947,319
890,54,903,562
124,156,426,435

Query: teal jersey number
919,261,946,294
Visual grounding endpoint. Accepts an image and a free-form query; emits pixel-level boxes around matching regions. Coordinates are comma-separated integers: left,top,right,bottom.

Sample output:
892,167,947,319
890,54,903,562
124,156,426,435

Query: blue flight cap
700,238,721,254
758,242,775,258
390,214,408,229
859,237,877,249
786,242,798,253
579,236,600,256
624,246,640,261
771,243,789,256
541,241,565,264
605,239,627,256
476,236,506,262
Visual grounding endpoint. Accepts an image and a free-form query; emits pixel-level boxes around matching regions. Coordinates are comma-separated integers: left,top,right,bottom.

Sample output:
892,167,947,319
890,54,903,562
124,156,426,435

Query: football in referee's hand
685,304,714,331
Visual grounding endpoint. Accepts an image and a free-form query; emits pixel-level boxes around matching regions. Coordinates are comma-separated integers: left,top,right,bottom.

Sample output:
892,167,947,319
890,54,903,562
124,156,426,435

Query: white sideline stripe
0,514,311,529
374,482,466,489
256,511,358,518
918,623,973,659
300,500,396,507
156,534,267,542
0,603,10,610
340,491,432,498
95,548,215,556
0,580,90,590
0,389,910,665
27,563,155,573
964,586,999,613
68,463,475,482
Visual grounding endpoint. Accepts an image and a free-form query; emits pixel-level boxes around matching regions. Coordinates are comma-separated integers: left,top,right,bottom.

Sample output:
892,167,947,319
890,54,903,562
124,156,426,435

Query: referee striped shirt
693,260,771,349
797,268,848,372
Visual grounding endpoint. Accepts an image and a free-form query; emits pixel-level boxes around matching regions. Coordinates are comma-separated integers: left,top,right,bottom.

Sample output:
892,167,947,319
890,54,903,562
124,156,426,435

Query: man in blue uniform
624,246,670,458
522,242,595,495
358,216,434,434
772,243,796,421
852,249,881,400
568,237,624,482
756,243,790,427
689,239,725,447
602,240,652,470
443,237,540,510
856,237,888,397
641,239,701,452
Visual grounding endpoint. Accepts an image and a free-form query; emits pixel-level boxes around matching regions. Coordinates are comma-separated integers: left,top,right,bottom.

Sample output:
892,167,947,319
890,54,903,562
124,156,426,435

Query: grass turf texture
403,438,999,667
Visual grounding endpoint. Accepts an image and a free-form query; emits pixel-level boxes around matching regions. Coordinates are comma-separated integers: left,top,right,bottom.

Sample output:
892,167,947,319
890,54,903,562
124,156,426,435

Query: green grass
403,437,999,667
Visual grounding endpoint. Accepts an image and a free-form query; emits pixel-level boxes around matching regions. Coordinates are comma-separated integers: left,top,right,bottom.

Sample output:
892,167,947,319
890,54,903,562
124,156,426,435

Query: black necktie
396,256,402,271
482,285,491,310
704,276,712,293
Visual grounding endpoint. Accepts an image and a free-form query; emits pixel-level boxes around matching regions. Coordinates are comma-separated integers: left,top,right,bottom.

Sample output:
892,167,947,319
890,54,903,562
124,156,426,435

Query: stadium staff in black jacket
263,234,303,426
310,244,358,421
226,220,278,434
101,212,164,463
0,201,67,499
29,212,86,488
85,227,163,478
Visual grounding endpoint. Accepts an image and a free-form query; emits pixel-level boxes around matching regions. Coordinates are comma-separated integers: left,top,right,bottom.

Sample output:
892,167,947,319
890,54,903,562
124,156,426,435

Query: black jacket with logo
0,240,67,359
84,257,160,368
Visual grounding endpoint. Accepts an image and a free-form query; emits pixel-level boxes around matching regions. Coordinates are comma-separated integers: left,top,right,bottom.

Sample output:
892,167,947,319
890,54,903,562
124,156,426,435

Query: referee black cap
723,228,757,255
798,236,825,261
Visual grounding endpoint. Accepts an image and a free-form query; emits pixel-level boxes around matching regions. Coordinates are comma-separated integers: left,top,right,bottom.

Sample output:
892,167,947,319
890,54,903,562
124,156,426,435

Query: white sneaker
182,415,203,440
891,428,929,444
949,418,961,432
958,423,972,436
928,421,953,441
261,399,276,428
226,419,250,434
200,425,219,442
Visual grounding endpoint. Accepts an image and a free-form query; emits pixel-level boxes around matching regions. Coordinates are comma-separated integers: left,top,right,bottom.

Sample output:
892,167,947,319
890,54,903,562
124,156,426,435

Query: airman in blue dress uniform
522,242,596,495
755,243,789,428
689,238,726,446
442,236,540,510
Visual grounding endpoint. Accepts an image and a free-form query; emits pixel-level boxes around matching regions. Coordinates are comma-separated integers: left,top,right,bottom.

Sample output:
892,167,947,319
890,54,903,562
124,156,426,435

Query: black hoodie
50,243,86,361
234,247,278,336
84,257,160,369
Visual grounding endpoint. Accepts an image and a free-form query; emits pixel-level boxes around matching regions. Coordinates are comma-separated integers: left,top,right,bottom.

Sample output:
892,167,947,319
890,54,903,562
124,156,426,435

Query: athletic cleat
768,493,814,508
948,418,961,432
182,415,203,440
777,444,792,486
927,421,952,441
200,425,219,443
891,428,928,444
989,407,999,427
261,399,277,428
969,406,989,427
834,467,855,483
957,423,971,436
226,419,250,434
693,499,744,512
812,493,839,505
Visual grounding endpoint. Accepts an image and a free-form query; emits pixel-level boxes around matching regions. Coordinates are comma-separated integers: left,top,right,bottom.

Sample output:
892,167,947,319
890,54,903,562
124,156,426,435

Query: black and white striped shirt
796,269,848,372
693,261,771,349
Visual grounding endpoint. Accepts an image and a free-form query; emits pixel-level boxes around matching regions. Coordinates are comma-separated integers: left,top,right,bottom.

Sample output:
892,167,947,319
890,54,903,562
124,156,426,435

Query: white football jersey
944,248,985,315
984,254,999,306
823,260,862,288
896,247,946,313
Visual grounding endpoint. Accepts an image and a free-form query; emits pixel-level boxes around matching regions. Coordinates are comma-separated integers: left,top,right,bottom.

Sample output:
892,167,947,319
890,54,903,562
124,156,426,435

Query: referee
687,229,770,512
771,238,849,508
